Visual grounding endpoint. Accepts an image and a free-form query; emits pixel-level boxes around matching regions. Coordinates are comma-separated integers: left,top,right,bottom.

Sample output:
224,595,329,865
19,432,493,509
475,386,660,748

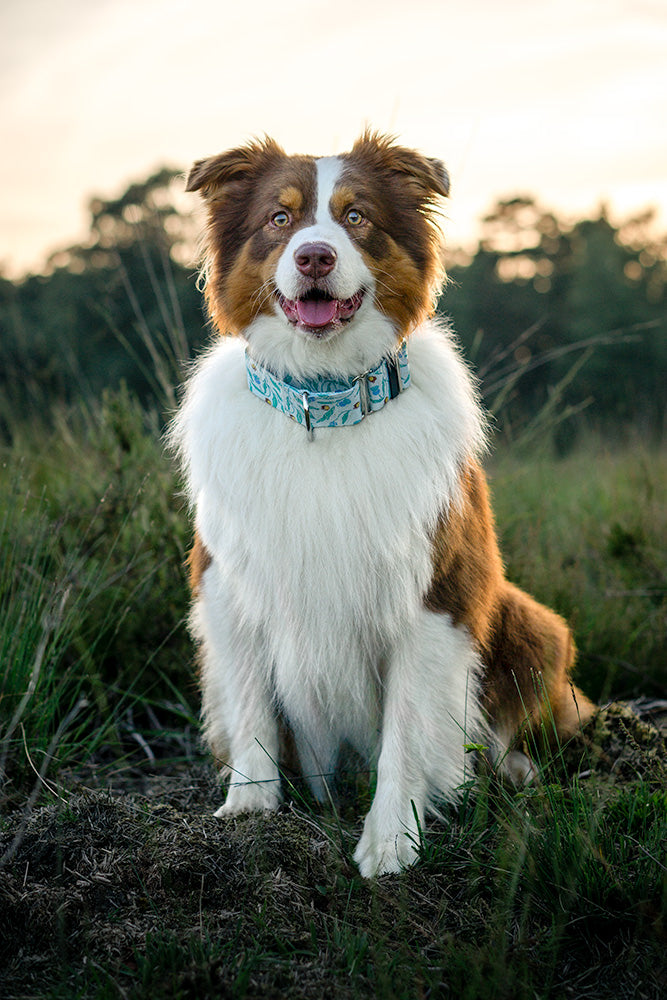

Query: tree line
1,171,665,444
442,197,666,445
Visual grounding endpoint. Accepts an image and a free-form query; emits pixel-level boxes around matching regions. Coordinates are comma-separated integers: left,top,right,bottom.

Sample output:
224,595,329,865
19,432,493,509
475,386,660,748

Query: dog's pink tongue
296,298,339,328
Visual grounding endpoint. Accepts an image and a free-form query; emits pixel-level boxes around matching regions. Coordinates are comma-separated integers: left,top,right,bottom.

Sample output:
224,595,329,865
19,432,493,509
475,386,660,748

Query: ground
1,702,665,1000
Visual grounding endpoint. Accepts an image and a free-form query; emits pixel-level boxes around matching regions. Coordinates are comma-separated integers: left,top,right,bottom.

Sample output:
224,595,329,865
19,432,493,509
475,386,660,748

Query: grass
1,734,665,998
0,387,666,999
489,441,667,700
0,388,196,807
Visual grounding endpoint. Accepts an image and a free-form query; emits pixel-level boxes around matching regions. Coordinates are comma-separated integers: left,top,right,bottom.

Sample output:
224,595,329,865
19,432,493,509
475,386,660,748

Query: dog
170,131,594,877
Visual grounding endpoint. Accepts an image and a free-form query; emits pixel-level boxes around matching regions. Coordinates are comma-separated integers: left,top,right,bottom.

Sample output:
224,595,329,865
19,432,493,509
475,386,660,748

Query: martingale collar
245,341,410,441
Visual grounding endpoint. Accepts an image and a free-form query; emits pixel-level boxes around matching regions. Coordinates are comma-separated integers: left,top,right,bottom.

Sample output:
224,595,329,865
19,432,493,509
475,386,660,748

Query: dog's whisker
250,279,277,311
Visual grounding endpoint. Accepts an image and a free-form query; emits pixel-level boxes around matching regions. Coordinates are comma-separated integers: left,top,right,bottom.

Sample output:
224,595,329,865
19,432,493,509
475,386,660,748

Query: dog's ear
185,137,285,197
420,157,450,199
381,145,450,199
351,131,450,199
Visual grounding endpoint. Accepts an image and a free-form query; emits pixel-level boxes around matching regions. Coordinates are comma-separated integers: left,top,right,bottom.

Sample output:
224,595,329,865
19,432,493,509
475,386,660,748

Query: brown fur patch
425,462,504,650
212,242,284,333
426,462,594,742
360,236,434,339
279,185,304,212
185,139,284,195
484,582,594,744
328,177,435,333
339,132,448,334
188,531,212,595
329,185,357,217
187,138,317,334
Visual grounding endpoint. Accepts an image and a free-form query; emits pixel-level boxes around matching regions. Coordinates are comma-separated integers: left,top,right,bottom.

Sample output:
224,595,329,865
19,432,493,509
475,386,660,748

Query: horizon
2,0,667,278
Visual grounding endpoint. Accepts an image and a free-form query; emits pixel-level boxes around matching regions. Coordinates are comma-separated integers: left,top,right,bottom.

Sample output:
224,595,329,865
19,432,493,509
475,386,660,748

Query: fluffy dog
170,132,593,877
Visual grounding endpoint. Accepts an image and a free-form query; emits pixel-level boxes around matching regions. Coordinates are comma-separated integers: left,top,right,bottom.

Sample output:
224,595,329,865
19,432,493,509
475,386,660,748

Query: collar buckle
301,392,314,442
354,369,372,416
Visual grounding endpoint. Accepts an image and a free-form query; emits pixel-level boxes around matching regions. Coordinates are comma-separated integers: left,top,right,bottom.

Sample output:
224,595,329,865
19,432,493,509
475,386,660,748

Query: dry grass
1,704,665,1000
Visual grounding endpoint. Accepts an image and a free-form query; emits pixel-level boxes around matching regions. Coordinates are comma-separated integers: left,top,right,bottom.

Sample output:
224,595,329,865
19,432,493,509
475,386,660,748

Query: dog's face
186,132,449,353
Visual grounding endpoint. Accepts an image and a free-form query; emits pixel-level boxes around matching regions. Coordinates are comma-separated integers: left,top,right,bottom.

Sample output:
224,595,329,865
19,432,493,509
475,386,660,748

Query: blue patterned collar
246,341,410,440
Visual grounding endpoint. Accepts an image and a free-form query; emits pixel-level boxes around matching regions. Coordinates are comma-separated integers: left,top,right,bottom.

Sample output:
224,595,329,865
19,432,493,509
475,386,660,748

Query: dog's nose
294,242,337,279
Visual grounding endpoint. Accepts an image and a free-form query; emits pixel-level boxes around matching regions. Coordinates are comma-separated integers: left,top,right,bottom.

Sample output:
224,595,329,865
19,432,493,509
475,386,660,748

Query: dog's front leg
195,565,282,817
354,610,483,878
353,701,427,877
214,673,281,818
354,627,428,877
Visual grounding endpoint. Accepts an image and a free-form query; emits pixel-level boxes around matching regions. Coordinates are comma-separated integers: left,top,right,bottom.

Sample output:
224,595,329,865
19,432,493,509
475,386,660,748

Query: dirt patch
0,770,356,998
1,702,665,999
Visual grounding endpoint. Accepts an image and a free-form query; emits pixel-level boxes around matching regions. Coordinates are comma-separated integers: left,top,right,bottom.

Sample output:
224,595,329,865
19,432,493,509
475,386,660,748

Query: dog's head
186,132,449,367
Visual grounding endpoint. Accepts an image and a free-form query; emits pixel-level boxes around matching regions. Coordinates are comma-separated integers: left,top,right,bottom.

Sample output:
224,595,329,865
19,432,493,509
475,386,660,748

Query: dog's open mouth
277,290,364,332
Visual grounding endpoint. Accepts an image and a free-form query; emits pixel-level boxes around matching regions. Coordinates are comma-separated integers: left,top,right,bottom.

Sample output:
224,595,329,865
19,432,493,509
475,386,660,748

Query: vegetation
0,168,205,433
442,197,667,447
0,169,665,998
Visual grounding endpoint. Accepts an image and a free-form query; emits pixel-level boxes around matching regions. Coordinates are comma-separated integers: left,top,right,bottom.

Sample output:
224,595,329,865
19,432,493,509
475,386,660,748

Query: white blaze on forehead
274,153,373,302
314,156,344,225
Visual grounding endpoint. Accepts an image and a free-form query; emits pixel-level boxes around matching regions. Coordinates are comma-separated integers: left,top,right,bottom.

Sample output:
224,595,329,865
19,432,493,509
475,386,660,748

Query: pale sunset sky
1,0,666,277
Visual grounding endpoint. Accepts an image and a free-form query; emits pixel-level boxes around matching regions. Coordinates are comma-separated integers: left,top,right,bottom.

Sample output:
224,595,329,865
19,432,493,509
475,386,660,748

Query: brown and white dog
170,132,593,877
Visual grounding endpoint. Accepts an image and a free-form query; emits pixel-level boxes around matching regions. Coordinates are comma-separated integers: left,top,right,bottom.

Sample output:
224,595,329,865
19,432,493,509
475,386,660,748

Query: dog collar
245,341,410,440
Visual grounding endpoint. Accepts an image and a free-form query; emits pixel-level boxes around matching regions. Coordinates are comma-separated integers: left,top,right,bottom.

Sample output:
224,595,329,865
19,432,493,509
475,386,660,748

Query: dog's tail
484,581,595,745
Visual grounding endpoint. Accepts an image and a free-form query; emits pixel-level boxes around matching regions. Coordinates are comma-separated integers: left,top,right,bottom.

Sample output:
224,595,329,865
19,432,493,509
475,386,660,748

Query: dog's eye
346,209,365,226
270,211,291,228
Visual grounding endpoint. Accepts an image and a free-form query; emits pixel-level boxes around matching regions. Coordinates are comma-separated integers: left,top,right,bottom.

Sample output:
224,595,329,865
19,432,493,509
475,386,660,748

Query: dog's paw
499,749,538,787
353,822,420,878
214,781,281,818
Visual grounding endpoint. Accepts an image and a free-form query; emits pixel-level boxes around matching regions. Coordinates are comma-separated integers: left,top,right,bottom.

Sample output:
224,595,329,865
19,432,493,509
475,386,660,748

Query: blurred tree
0,169,205,435
441,197,666,443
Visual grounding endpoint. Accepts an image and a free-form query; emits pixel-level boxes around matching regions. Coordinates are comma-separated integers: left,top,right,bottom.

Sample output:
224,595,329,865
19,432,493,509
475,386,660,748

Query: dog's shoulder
406,321,487,454
168,335,249,497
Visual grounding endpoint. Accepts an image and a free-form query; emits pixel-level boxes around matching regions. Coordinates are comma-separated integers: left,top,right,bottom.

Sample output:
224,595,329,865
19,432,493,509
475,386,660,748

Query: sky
1,0,666,277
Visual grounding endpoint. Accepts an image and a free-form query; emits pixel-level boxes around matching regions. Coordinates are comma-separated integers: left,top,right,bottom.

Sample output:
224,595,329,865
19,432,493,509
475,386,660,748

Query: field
1,388,666,999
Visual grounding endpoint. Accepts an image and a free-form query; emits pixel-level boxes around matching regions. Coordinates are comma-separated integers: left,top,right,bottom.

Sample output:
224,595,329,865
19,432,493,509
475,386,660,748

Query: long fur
170,132,594,877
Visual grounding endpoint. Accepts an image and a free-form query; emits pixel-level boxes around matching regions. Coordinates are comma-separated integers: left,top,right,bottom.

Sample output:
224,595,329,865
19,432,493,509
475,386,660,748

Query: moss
560,701,667,788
